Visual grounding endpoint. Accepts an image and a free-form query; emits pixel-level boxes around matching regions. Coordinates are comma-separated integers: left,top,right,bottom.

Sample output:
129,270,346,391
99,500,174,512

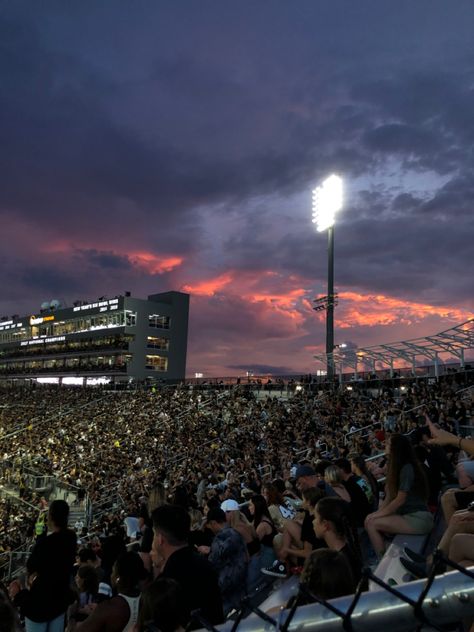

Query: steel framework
313,318,474,379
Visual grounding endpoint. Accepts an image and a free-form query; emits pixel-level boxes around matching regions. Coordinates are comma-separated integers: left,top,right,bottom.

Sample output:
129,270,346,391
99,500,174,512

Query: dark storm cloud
364,124,440,155
19,265,85,295
1,1,474,375
76,249,132,270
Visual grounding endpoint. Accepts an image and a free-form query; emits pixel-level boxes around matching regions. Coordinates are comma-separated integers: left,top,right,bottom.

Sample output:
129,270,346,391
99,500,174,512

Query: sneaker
400,557,428,579
261,560,287,578
403,547,427,564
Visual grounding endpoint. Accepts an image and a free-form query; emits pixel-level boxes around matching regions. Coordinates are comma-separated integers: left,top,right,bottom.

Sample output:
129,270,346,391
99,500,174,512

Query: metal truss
314,318,474,377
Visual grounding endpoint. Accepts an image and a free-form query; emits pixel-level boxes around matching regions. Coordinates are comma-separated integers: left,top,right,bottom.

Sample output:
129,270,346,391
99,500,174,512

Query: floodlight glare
312,174,343,232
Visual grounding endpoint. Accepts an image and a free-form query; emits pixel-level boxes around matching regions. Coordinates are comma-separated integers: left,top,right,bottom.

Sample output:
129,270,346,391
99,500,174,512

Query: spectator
152,505,223,627
349,454,379,510
312,497,364,586
365,434,433,558
203,507,248,615
75,551,146,632
300,548,356,601
248,494,277,569
15,500,77,632
136,578,184,632
333,459,371,527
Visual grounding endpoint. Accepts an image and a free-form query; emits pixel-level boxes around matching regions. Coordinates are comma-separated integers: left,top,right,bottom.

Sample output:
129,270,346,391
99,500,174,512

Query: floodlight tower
312,174,343,381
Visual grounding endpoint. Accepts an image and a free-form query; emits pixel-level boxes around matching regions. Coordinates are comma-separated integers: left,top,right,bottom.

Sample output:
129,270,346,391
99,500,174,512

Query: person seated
299,548,356,601
202,507,248,616
262,483,296,532
136,578,185,632
151,504,224,627
312,497,365,587
401,505,474,578
364,434,433,559
349,454,379,510
68,565,102,625
248,494,277,570
262,470,325,578
74,552,147,632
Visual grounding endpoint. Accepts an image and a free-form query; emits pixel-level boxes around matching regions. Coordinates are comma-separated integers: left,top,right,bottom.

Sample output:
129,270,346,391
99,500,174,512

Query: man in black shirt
334,458,371,528
152,505,224,628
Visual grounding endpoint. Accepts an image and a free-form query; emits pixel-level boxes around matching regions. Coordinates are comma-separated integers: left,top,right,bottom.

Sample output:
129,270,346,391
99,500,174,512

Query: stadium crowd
0,372,473,631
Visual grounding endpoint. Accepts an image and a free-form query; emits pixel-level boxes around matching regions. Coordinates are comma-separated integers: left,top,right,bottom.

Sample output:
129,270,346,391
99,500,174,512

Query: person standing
15,500,77,632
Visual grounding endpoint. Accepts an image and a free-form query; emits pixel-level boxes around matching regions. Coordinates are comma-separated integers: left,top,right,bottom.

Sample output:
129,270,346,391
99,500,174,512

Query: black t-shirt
23,529,77,622
140,525,153,553
160,546,224,628
343,476,371,527
300,510,326,550
340,543,363,587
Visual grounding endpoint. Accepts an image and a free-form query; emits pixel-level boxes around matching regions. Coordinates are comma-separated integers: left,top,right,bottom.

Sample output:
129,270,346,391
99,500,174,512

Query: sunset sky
1,2,473,376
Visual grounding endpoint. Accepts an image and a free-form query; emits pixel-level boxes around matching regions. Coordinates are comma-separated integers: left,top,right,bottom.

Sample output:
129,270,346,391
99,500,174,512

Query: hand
197,545,210,555
8,580,21,599
365,512,380,524
426,419,456,447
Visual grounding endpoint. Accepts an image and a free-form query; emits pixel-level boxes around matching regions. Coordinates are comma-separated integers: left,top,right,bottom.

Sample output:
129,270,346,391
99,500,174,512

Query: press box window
125,311,137,327
148,314,171,329
146,355,168,371
147,336,169,350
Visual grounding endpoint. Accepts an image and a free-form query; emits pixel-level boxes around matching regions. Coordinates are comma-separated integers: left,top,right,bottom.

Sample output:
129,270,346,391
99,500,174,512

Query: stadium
1,3,474,632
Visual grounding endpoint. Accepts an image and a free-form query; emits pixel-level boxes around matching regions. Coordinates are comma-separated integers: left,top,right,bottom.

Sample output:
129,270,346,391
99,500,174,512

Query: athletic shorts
401,511,434,533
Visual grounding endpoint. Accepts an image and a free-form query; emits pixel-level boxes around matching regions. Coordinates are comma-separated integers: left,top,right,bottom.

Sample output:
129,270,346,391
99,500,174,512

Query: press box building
0,291,189,384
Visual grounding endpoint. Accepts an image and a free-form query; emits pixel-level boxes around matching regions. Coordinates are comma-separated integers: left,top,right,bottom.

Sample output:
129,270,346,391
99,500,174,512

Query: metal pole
326,226,335,380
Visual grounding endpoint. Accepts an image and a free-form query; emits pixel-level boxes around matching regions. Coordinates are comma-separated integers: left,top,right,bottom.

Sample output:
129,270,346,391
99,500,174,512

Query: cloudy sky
1,1,473,376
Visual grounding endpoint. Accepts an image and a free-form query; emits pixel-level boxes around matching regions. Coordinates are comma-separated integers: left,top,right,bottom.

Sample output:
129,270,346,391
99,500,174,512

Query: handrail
455,383,474,396
0,485,39,512
344,423,377,444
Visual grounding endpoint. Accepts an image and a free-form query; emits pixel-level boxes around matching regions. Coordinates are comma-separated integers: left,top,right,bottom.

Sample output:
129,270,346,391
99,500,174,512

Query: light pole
312,174,343,381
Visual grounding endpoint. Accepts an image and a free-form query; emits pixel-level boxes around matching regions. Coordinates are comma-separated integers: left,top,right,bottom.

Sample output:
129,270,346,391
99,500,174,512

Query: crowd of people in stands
0,371,472,631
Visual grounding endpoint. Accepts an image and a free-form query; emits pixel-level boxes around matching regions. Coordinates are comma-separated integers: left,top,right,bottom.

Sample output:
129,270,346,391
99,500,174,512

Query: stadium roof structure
314,318,474,376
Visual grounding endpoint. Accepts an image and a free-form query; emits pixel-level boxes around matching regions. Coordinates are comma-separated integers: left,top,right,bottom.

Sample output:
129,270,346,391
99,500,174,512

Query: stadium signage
73,298,119,313
20,336,66,347
0,322,23,331
30,315,55,326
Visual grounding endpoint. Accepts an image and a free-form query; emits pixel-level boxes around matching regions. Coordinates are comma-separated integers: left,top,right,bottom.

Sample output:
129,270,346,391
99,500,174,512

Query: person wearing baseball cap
294,465,318,491
204,507,248,615
220,499,240,512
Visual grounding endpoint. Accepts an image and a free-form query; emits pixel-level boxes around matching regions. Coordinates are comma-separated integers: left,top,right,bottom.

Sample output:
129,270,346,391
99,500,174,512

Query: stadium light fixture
312,174,343,232
311,174,344,382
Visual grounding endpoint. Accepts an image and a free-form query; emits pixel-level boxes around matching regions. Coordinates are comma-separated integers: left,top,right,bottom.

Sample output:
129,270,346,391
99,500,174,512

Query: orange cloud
335,291,473,329
182,272,235,296
41,242,183,275
128,252,183,274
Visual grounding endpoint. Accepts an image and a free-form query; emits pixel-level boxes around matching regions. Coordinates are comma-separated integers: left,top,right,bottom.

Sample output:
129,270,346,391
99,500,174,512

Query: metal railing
197,556,474,632
0,550,32,581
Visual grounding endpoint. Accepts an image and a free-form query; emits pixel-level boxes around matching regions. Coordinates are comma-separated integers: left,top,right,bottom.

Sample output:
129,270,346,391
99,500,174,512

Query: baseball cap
294,465,316,479
220,499,239,512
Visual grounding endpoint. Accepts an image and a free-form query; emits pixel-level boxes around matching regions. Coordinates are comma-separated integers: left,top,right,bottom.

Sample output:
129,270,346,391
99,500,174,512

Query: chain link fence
192,553,474,632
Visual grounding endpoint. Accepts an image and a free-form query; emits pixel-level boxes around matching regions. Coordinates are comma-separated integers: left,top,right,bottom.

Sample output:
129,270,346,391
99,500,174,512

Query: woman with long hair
312,497,364,586
248,495,277,569
364,433,433,558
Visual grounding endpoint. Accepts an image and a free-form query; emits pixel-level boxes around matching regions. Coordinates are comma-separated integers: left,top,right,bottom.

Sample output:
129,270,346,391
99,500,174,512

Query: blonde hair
148,483,167,512
324,465,344,486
